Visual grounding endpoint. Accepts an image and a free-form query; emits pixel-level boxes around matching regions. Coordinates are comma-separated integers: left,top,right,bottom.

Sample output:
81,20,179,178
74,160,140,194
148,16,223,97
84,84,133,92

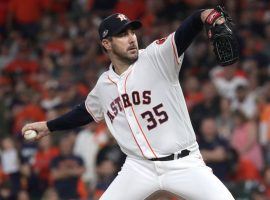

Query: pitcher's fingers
35,134,43,140
35,132,48,140
22,124,33,134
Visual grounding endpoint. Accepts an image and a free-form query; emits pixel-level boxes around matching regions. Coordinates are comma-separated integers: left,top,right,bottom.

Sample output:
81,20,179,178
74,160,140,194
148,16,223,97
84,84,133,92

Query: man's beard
112,47,138,65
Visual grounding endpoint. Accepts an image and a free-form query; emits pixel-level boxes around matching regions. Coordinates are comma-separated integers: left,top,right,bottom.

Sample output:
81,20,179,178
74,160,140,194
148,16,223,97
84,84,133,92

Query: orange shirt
141,13,155,30
260,104,270,122
266,186,270,198
33,147,59,181
0,0,10,25
13,104,46,134
44,40,66,55
185,92,204,111
5,58,39,73
113,0,145,20
260,104,270,141
42,0,69,14
9,0,44,24
232,158,261,182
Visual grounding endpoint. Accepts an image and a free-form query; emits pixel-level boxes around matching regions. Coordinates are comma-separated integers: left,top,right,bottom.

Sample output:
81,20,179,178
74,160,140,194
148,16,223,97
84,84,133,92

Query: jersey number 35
141,103,168,131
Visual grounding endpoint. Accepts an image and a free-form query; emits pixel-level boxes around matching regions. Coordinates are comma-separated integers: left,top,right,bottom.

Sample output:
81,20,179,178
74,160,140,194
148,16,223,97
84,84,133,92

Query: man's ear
102,39,111,51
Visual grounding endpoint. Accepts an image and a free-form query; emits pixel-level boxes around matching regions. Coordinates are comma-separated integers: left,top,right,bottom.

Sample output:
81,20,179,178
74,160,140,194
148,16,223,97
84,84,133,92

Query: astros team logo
117,14,127,21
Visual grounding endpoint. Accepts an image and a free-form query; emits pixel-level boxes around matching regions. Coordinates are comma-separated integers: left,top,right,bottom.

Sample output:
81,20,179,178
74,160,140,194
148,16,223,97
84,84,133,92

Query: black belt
149,149,191,161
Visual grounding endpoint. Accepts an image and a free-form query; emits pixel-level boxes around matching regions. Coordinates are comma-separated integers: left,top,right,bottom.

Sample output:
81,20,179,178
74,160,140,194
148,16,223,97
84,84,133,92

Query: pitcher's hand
22,121,50,140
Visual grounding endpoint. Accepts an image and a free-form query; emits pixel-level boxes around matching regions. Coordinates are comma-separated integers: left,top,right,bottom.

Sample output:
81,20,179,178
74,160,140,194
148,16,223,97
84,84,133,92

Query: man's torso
86,33,197,159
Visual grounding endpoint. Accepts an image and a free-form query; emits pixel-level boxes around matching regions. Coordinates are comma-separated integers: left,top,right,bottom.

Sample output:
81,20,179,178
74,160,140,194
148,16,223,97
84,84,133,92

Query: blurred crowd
0,0,270,199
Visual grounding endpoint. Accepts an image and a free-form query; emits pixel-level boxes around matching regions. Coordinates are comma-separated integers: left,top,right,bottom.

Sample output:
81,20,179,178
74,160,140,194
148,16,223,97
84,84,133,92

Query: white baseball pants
100,149,235,200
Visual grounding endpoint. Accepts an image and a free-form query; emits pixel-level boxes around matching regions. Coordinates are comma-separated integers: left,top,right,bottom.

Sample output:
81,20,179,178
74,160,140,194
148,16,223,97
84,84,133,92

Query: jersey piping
171,33,180,65
84,101,100,123
124,70,158,158
107,75,146,158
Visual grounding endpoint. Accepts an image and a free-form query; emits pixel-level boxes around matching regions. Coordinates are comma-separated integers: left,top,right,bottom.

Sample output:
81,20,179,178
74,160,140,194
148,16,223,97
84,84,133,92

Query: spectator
0,137,21,195
183,76,203,111
140,0,161,34
210,64,248,100
250,184,267,200
258,82,270,146
262,166,270,198
227,147,261,182
0,181,14,200
231,84,257,119
16,190,30,200
4,40,39,75
216,97,234,140
12,100,46,135
190,81,220,134
40,80,62,110
0,76,12,136
231,110,263,171
7,0,48,38
93,136,126,199
73,124,103,188
44,0,71,15
91,0,118,13
96,136,126,172
19,161,41,198
50,136,86,200
0,0,10,36
19,140,37,164
41,187,60,200
31,135,59,193
113,0,146,20
0,44,13,69
199,117,231,181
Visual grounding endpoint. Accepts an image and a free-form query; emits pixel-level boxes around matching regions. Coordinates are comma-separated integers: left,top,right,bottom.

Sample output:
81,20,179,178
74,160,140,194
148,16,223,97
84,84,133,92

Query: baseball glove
205,6,239,66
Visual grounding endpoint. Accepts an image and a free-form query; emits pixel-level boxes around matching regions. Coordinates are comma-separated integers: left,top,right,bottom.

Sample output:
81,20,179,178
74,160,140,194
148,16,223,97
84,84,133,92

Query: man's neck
113,64,129,75
111,58,131,75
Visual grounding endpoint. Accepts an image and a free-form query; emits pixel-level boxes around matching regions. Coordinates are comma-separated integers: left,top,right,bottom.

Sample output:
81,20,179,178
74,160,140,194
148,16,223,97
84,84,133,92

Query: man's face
103,29,139,64
201,118,217,139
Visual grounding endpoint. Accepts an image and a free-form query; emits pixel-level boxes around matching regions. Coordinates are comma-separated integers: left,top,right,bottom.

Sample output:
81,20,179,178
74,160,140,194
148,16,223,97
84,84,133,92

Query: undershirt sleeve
47,102,94,132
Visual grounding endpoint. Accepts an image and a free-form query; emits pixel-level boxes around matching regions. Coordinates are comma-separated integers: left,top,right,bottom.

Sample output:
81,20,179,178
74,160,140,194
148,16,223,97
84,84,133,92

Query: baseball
24,130,38,140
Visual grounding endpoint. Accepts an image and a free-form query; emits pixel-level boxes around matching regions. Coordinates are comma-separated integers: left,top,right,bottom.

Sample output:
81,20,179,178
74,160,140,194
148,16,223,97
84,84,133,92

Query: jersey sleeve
145,32,184,83
85,84,104,122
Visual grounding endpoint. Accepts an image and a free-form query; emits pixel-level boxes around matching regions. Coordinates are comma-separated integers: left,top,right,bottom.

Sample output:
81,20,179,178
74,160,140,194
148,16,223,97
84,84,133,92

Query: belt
149,149,191,161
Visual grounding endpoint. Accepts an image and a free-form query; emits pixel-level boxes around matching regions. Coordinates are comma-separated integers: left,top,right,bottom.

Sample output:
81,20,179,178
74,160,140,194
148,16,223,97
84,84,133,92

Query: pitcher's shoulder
96,70,110,83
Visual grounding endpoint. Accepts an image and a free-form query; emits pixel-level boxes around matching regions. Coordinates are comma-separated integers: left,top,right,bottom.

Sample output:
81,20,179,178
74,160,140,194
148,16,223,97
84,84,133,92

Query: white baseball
24,130,38,140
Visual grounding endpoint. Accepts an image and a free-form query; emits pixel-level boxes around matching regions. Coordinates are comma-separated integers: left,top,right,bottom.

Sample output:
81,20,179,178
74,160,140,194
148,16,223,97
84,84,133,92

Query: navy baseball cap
98,13,142,41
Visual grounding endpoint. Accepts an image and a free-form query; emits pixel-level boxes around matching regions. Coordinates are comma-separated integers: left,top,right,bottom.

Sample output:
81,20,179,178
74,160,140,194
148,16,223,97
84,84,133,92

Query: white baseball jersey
85,33,197,159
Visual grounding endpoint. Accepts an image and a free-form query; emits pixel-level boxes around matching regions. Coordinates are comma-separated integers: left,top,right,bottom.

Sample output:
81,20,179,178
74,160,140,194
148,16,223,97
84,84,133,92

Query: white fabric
73,129,99,184
85,33,196,159
210,66,248,100
100,150,234,200
1,149,20,174
84,32,234,199
231,93,257,118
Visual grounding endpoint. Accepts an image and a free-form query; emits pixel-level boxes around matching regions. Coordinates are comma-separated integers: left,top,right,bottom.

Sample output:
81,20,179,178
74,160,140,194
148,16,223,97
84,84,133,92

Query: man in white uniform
22,7,235,200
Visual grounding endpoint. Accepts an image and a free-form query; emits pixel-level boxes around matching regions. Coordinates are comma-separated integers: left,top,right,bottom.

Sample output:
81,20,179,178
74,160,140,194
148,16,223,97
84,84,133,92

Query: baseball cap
98,13,142,41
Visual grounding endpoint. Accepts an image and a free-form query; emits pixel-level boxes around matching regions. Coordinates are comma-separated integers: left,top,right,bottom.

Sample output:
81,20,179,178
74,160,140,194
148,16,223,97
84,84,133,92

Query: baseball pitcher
22,6,238,200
